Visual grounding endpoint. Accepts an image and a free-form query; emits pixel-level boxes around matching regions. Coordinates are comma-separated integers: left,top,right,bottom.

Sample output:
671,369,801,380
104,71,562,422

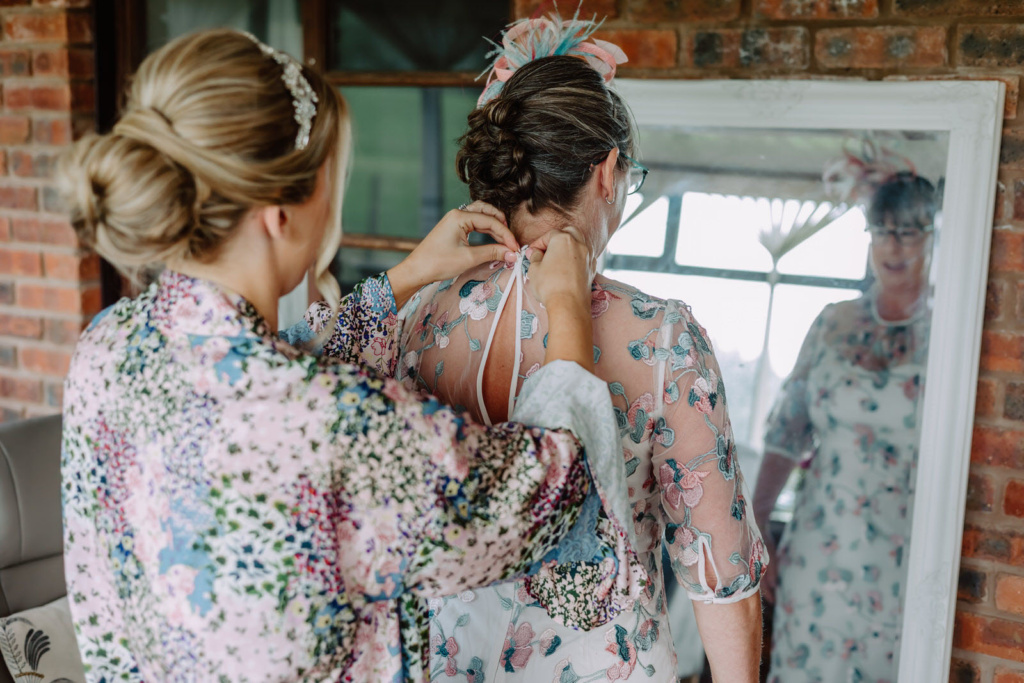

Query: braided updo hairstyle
457,55,636,221
58,29,350,306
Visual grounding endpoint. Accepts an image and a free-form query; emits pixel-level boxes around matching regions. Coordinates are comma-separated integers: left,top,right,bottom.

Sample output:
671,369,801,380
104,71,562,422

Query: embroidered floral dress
393,252,766,682
61,270,622,683
763,294,927,683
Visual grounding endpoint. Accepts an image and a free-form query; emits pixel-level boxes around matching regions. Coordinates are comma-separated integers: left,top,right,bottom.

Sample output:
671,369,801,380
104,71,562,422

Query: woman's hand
526,226,595,371
387,201,519,307
525,226,594,310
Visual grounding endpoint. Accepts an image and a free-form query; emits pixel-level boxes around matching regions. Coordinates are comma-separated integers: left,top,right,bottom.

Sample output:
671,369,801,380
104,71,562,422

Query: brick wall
516,0,1024,680
0,0,95,423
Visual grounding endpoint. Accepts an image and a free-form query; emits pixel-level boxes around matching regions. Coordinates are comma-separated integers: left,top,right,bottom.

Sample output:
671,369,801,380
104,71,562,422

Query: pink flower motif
659,464,682,509
604,627,637,680
430,633,460,677
459,282,496,321
695,394,713,415
868,590,883,613
675,525,696,547
903,375,920,400
539,628,559,653
370,336,389,359
679,466,710,507
524,362,541,379
500,622,535,672
626,393,656,435
591,284,619,318
413,302,438,336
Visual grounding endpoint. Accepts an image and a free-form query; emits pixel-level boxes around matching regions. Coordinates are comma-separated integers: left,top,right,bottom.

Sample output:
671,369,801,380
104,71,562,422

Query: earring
605,194,615,205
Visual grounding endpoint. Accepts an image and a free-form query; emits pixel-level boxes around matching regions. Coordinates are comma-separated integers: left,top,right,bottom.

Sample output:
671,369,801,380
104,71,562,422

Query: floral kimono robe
394,251,766,682
61,270,619,683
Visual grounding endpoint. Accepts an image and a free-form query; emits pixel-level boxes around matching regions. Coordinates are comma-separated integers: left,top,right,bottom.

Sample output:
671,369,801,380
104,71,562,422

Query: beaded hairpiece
242,32,319,151
476,7,628,107
823,135,916,205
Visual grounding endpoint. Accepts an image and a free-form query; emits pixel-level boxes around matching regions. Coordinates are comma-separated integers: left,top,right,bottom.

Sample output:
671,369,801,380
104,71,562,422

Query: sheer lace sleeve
651,300,767,603
763,305,829,462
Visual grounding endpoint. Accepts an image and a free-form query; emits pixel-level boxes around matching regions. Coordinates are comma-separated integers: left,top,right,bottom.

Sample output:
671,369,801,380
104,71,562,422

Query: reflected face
868,218,932,294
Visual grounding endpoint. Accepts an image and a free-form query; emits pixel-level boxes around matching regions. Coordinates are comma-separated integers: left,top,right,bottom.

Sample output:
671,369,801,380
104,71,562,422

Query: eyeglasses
866,225,933,246
621,153,648,195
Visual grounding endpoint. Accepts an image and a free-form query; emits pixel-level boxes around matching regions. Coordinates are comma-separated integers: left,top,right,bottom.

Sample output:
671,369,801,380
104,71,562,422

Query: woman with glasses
754,171,937,683
386,45,765,682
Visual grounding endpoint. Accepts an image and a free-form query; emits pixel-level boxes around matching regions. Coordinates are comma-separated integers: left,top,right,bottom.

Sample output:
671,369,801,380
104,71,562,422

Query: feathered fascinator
476,7,628,107
822,134,917,205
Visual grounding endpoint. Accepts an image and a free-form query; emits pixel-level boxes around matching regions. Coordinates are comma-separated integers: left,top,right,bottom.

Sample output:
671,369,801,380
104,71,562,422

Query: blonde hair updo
59,29,350,307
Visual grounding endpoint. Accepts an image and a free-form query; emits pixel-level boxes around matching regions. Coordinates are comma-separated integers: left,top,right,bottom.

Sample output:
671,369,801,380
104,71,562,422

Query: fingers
466,243,516,268
459,200,507,225
455,211,520,253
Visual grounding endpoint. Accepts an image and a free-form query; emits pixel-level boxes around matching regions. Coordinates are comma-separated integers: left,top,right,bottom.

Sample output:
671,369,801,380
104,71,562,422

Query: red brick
0,185,36,211
967,471,995,512
1007,382,1024,421
0,248,41,276
0,375,41,402
67,47,91,78
41,184,64,212
65,10,90,43
961,523,1024,563
593,29,677,70
995,667,1024,683
10,149,58,178
43,317,82,344
514,0,619,20
884,74,1019,121
977,377,998,417
4,12,68,42
0,282,11,306
756,0,877,19
0,48,30,77
32,116,71,145
1002,130,1024,169
43,251,98,280
4,83,71,112
951,657,981,683
683,27,808,70
11,217,76,246
34,0,91,9
19,347,70,376
0,115,30,145
16,282,98,314
1015,281,1024,323
897,0,1024,15
1005,480,1024,517
991,228,1024,273
981,332,1024,373
959,25,1024,68
987,278,1008,320
0,313,41,338
816,27,947,69
954,612,1024,662
971,424,1024,469
628,0,739,22
0,217,9,241
0,345,14,368
996,574,1024,617
30,47,66,77
959,566,988,604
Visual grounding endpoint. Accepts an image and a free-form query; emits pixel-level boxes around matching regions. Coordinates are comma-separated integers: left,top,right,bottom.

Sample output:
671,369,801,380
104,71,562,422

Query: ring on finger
458,203,469,210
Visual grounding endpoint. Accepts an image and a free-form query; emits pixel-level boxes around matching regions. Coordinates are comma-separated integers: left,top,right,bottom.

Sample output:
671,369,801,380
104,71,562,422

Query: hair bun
483,97,519,130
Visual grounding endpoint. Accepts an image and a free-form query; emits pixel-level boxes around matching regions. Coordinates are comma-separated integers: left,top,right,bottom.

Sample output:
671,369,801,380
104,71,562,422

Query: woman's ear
258,205,288,241
597,148,620,204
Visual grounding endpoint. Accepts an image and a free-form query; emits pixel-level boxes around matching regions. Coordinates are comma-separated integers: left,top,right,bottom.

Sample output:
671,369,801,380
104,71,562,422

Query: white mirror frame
612,79,1005,683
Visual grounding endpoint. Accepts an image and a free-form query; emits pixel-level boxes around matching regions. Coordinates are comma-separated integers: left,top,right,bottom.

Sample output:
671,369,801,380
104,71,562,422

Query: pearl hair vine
241,31,319,151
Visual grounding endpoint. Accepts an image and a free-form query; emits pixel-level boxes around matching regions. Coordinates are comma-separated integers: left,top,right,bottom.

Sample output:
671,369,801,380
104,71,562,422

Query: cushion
0,597,84,683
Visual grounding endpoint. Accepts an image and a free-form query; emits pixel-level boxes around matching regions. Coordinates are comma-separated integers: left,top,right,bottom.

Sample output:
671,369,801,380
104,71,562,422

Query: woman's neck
168,257,281,332
875,284,926,322
510,204,607,256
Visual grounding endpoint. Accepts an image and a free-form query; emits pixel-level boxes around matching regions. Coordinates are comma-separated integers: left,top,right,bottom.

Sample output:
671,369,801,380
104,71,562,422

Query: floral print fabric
395,257,766,681
61,270,607,683
764,294,926,683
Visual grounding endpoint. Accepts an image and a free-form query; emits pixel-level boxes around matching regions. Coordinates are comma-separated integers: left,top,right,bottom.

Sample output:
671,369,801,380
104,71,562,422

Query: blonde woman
59,29,629,682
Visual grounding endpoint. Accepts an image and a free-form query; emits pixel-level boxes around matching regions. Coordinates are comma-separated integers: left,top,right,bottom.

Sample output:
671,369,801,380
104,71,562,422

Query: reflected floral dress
764,294,927,683
395,250,766,682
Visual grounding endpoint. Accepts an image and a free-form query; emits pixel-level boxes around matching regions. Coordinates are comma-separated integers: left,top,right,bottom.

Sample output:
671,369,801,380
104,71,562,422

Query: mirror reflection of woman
754,171,937,683
57,29,630,682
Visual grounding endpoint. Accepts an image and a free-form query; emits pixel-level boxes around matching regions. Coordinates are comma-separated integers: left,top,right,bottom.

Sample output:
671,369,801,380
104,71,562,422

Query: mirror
609,80,1004,683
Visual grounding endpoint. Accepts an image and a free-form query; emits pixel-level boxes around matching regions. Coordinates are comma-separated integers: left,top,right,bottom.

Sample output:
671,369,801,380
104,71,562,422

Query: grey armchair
0,414,66,683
